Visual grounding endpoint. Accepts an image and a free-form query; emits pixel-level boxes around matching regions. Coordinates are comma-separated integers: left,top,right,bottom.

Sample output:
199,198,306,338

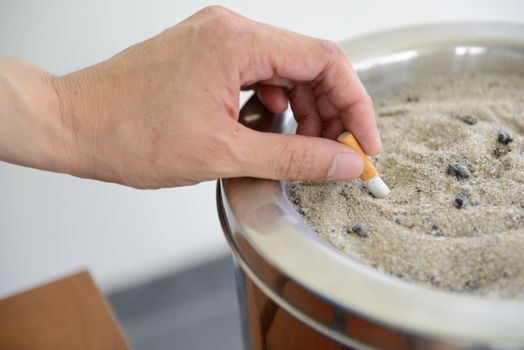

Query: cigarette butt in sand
337,131,390,199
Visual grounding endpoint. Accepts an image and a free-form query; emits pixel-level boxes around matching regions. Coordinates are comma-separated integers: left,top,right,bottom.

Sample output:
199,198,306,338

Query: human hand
4,6,381,188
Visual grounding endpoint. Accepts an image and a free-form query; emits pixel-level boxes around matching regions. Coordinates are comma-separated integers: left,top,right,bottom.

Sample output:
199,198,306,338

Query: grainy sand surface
288,73,524,298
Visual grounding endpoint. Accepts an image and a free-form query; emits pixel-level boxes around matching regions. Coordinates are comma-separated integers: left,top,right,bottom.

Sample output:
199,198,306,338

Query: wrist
50,67,112,182
0,58,76,174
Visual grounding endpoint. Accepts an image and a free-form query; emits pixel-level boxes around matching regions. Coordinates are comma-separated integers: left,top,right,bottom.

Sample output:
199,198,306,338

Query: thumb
234,127,364,181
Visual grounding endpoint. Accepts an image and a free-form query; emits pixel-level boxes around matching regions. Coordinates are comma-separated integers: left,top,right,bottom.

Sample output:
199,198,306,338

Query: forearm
0,57,73,173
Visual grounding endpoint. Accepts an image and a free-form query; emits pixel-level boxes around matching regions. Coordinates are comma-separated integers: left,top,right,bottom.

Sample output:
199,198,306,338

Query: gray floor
108,255,243,350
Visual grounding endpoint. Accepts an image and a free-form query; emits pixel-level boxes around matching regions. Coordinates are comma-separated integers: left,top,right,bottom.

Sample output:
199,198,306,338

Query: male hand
1,6,381,188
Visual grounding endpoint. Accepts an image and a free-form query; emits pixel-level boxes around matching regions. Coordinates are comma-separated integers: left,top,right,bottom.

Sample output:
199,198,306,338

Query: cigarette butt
337,131,390,199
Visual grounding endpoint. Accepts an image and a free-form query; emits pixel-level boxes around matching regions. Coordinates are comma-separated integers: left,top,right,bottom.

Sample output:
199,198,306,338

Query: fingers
322,117,345,140
228,125,364,181
288,85,322,137
312,60,381,155
314,93,344,140
239,25,381,155
257,85,288,113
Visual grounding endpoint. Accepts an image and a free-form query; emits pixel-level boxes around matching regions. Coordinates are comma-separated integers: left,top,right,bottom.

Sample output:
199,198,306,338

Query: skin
0,6,380,189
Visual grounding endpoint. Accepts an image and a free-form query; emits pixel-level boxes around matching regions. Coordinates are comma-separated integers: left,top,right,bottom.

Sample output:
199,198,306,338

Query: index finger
311,50,382,155
238,24,381,155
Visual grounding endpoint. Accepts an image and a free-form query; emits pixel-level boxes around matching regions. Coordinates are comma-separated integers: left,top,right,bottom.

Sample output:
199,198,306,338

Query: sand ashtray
218,23,524,349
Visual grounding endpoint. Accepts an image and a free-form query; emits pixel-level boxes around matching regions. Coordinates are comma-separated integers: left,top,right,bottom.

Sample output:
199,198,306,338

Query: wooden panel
0,271,129,350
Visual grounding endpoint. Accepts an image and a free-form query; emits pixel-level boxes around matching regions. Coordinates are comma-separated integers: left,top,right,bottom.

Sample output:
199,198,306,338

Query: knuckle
188,6,243,51
319,39,346,58
205,5,237,24
200,5,241,35
278,140,315,180
199,5,233,16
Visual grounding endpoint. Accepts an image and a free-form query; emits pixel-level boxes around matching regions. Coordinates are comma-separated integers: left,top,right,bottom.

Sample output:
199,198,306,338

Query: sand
288,73,524,298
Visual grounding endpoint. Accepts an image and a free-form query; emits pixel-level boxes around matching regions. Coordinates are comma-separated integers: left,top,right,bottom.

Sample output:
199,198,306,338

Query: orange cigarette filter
337,132,378,181
337,131,390,199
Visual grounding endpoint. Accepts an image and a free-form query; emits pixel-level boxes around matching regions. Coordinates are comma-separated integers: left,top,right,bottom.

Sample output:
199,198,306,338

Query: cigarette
337,131,390,199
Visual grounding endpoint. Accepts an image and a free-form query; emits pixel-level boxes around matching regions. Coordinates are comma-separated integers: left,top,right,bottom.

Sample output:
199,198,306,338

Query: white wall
1,0,523,297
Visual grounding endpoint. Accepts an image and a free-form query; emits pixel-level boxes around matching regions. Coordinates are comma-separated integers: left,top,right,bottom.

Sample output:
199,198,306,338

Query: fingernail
327,152,364,180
